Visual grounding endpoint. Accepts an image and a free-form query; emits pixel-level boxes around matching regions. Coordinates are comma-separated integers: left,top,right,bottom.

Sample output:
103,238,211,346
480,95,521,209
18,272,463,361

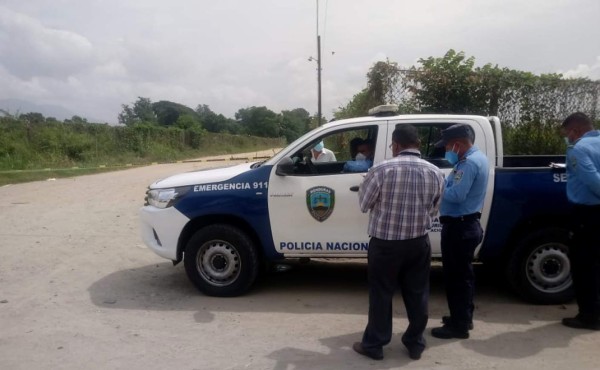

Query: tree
366,60,400,106
174,114,202,130
153,100,201,127
118,104,137,126
334,89,371,119
66,115,88,124
235,106,280,137
334,59,413,119
195,104,235,133
118,97,157,126
45,117,60,124
280,108,310,142
133,97,157,123
407,49,480,114
21,112,45,124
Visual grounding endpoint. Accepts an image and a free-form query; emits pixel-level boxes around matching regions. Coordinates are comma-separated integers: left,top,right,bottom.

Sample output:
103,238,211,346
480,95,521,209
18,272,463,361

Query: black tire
507,228,574,304
184,224,259,297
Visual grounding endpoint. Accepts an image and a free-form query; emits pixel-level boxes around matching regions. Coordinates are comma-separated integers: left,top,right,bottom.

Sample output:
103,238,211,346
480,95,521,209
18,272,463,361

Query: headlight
145,187,190,209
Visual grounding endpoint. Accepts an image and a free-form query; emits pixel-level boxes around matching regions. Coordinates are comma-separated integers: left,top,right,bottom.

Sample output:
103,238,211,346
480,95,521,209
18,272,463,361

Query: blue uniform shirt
440,146,489,217
566,130,600,206
343,159,373,172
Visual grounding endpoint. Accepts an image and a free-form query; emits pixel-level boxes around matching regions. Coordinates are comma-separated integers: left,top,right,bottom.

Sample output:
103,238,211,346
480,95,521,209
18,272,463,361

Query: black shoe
562,315,600,330
406,347,423,360
352,342,383,360
431,325,469,339
442,315,474,330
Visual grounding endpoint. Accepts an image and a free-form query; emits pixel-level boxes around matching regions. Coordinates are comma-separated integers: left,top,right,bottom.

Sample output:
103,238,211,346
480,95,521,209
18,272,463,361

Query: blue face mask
445,150,459,165
445,144,459,165
313,141,324,151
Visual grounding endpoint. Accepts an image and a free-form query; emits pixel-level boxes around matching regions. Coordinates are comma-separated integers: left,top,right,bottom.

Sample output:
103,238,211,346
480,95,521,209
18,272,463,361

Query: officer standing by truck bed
431,124,489,339
560,112,600,330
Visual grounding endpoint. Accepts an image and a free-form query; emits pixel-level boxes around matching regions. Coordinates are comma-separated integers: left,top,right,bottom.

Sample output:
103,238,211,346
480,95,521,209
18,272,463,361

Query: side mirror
276,157,295,176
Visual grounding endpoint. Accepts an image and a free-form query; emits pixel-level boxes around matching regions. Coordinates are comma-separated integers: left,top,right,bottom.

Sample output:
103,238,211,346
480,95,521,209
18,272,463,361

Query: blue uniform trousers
570,204,600,320
440,219,483,331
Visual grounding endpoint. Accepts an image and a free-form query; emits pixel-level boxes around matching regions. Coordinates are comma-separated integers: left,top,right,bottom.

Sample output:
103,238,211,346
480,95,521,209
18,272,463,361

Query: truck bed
502,155,565,168
479,165,569,261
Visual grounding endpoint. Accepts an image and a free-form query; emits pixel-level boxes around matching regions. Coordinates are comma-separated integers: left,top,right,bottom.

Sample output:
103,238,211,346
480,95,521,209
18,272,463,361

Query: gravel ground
1,150,599,370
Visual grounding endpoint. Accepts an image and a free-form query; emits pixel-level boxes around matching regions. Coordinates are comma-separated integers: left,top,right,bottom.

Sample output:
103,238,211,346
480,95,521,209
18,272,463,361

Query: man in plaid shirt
352,125,444,361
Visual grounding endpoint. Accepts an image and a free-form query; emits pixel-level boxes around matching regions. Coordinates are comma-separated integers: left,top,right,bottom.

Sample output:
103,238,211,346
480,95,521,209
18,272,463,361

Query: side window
395,123,453,168
289,126,378,176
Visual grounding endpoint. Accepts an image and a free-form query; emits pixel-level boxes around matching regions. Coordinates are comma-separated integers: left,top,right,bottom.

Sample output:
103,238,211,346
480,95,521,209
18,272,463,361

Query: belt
439,213,481,224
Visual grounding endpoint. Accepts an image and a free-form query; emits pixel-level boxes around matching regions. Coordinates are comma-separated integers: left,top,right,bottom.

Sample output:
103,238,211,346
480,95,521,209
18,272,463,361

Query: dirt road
1,152,598,369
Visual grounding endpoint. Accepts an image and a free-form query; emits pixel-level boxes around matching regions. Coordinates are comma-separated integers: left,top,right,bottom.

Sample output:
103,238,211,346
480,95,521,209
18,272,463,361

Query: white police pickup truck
140,107,571,304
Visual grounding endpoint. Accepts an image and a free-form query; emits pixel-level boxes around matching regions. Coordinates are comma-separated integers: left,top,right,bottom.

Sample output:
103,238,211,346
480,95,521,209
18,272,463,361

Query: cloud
560,56,600,80
0,5,94,79
0,0,598,124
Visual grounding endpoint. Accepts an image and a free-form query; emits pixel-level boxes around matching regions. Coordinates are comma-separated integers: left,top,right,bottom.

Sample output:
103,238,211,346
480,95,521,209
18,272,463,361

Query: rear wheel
184,224,259,297
507,228,574,304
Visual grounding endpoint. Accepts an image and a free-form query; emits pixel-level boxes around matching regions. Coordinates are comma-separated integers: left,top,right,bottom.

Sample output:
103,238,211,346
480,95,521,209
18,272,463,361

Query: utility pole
308,0,322,126
317,33,322,126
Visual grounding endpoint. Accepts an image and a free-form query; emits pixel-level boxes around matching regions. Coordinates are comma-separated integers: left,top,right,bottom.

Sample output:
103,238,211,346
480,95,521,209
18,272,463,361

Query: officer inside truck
310,140,336,163
343,139,374,173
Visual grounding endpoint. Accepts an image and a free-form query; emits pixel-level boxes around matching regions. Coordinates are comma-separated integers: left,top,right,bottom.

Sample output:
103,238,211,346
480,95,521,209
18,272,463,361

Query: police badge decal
306,186,335,222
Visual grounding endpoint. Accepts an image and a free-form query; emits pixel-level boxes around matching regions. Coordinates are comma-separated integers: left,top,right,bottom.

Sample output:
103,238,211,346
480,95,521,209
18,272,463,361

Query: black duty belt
439,213,481,224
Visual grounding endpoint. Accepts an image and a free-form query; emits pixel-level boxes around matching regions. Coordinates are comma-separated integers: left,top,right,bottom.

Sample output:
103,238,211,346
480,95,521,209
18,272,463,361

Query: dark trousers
362,235,431,354
569,205,600,320
440,220,483,331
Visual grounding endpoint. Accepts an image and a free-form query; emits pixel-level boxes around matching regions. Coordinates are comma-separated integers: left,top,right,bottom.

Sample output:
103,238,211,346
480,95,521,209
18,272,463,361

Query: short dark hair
392,125,420,147
562,112,593,128
361,138,374,149
349,137,364,158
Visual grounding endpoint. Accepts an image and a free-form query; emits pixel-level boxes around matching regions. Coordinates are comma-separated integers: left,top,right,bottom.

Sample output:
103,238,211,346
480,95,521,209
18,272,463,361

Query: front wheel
507,228,574,304
184,224,259,297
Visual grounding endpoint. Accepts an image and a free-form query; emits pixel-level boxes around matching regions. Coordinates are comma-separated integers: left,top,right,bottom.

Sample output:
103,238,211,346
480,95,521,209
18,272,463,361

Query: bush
0,118,283,171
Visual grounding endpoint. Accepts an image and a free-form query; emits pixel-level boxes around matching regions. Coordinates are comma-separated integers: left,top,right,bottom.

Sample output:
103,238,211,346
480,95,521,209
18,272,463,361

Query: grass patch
0,119,285,172
0,166,135,186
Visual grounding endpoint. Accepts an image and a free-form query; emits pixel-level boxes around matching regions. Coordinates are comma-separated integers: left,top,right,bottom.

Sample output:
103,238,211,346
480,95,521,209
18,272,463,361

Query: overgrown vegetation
0,116,284,172
334,50,600,154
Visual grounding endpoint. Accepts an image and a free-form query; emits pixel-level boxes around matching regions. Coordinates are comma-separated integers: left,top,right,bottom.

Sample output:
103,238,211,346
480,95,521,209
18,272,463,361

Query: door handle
349,186,359,192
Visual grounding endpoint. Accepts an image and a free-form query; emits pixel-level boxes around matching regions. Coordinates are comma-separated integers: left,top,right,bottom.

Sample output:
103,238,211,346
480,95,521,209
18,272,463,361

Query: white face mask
355,153,367,161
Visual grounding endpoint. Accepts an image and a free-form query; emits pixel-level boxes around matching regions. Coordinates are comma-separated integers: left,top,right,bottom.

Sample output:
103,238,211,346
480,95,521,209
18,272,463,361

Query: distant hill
0,99,103,123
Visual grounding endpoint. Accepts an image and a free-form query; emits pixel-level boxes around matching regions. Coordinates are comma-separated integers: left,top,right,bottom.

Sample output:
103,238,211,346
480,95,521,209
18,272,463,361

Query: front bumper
139,206,190,260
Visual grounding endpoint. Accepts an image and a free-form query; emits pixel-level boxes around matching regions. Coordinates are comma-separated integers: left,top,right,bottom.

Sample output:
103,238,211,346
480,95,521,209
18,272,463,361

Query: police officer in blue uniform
431,124,489,339
560,112,600,330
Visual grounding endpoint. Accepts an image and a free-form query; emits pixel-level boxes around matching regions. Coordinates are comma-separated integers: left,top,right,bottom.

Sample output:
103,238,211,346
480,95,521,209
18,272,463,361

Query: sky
1,0,599,124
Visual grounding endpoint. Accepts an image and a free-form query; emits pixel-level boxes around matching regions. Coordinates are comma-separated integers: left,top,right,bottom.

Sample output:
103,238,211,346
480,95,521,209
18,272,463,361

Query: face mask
313,141,324,151
564,137,573,146
445,144,459,165
355,153,367,161
445,151,459,165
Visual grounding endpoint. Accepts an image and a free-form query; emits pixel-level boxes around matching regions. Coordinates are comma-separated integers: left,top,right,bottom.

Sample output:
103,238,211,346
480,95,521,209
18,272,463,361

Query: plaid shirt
359,149,444,241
